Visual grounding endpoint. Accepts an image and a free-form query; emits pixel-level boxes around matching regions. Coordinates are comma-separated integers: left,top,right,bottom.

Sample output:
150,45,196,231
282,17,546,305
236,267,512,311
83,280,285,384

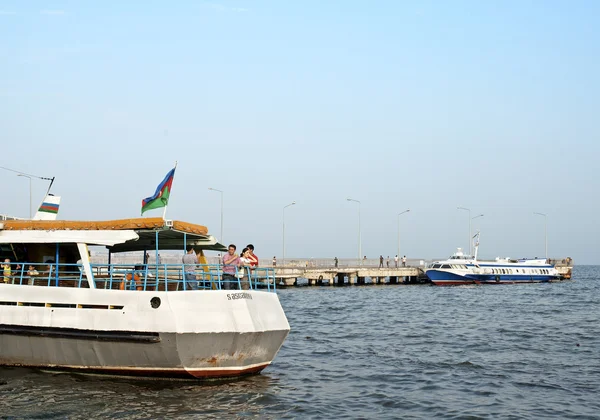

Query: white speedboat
0,217,290,379
425,235,561,286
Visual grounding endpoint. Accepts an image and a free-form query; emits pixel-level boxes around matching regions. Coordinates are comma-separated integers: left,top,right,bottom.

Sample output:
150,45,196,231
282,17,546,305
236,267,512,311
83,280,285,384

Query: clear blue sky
1,1,599,263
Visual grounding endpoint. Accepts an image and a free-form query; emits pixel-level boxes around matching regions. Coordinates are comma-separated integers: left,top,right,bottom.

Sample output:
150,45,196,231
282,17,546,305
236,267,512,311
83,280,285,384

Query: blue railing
0,262,277,292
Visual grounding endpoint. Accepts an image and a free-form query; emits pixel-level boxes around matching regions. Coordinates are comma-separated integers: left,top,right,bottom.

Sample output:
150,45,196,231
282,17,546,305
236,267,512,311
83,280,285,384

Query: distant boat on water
425,233,562,286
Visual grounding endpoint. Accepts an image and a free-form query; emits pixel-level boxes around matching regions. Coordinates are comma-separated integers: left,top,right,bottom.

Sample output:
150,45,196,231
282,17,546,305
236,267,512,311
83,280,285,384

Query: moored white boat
0,217,290,379
425,234,561,286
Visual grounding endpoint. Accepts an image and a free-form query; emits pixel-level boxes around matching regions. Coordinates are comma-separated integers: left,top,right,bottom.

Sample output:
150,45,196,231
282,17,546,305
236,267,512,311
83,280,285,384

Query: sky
1,0,599,263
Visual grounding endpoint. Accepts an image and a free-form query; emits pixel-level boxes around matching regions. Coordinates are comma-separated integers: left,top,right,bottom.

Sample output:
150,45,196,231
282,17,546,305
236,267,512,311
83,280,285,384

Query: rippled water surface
2,267,599,419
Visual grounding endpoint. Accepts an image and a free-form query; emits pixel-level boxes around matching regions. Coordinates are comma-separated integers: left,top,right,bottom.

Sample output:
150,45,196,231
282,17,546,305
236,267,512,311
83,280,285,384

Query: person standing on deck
239,248,252,290
402,256,407,267
386,256,390,268
182,246,199,290
379,255,384,268
272,256,277,267
246,244,259,267
394,255,399,268
2,258,11,284
222,244,241,290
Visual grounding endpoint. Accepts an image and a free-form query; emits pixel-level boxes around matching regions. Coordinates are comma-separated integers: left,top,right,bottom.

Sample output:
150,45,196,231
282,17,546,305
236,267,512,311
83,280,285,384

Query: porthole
150,297,161,309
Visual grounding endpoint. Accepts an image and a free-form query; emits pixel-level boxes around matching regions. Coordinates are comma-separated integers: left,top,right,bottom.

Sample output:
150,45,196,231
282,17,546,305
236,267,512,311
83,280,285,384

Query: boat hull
0,285,290,380
0,328,288,379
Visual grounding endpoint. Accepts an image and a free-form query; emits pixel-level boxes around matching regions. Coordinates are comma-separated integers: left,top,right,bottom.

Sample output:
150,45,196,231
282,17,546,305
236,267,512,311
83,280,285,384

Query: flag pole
162,161,177,220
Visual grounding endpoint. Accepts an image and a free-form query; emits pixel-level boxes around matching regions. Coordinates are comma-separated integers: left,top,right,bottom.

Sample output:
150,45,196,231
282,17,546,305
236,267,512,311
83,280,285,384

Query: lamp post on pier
533,212,547,259
457,207,471,255
397,209,410,262
17,174,32,219
347,198,361,266
282,201,296,266
457,207,484,256
208,187,224,244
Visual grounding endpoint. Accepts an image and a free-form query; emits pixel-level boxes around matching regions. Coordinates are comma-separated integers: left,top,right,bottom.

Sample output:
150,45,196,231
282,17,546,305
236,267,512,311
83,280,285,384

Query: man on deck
222,244,240,290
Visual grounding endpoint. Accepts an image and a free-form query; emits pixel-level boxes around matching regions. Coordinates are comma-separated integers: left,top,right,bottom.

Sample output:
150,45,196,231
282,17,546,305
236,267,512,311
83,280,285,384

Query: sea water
1,266,599,419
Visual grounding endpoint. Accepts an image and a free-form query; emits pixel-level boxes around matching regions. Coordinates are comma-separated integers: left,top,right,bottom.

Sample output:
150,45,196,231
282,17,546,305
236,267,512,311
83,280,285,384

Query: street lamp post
397,209,410,261
347,198,361,265
208,188,224,244
17,174,32,219
533,212,547,259
457,207,471,255
282,201,296,266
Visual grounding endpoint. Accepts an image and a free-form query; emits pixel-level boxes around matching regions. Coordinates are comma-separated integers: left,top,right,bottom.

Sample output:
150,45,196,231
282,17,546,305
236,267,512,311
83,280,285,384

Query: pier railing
1,262,276,292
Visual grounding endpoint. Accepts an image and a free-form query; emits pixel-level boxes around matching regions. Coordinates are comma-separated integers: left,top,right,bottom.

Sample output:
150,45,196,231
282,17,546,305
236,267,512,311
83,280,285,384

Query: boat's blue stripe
465,264,552,268
426,270,557,282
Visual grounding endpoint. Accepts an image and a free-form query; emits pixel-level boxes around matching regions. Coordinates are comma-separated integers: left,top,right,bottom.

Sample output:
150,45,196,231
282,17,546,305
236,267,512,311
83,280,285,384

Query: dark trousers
221,274,239,290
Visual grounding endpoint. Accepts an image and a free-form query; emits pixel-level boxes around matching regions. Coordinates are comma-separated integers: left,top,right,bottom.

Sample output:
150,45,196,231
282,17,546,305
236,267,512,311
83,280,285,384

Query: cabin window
441,264,451,269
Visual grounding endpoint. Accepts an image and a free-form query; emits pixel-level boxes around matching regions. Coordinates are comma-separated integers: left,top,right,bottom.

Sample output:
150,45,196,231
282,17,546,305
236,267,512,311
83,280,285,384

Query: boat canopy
0,217,226,252
0,230,138,247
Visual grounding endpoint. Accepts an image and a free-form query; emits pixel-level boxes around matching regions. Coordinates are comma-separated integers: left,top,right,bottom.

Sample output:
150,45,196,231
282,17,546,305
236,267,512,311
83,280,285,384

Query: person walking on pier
394,255,399,268
402,255,407,267
379,255,384,268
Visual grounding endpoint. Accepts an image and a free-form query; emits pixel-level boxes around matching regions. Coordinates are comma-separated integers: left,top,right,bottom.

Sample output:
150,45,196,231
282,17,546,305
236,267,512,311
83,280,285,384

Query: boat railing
1,262,277,292
2,262,87,288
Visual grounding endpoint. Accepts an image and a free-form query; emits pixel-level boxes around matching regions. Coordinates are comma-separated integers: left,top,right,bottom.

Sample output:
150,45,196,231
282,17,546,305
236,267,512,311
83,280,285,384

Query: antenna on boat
43,176,55,195
0,166,55,194
473,231,480,261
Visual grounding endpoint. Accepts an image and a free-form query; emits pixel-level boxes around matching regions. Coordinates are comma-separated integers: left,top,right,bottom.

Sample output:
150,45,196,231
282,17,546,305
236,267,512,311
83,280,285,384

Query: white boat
425,234,561,286
0,217,290,379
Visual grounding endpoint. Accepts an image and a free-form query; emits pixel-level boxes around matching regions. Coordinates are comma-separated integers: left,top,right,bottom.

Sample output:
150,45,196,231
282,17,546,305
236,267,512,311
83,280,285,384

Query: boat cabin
0,217,276,292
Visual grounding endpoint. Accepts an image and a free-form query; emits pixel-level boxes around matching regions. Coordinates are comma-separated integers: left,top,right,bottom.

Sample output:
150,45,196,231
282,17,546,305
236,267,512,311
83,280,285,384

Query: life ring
318,275,323,281
495,275,500,283
120,272,142,291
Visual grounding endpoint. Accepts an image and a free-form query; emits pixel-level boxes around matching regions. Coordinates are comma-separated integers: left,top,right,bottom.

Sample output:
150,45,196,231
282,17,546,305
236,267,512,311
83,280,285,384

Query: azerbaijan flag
141,167,176,215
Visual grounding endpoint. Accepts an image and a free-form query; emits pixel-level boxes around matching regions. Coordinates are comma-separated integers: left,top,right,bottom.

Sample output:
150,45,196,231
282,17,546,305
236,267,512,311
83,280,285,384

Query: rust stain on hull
0,362,270,380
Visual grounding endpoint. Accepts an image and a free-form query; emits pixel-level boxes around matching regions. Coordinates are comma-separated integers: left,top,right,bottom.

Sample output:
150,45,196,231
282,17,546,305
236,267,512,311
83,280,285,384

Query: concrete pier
274,267,424,287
